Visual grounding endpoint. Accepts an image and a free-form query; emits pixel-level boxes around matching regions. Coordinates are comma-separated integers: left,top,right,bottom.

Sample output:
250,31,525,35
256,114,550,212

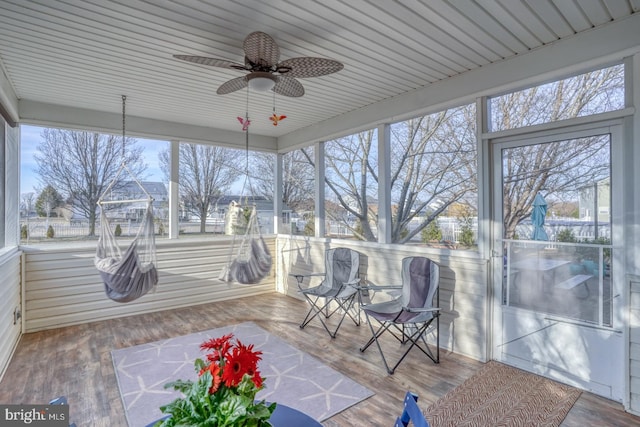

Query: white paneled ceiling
0,0,638,143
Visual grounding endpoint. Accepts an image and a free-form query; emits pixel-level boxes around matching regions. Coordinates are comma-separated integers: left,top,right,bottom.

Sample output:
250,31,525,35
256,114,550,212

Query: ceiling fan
173,31,343,97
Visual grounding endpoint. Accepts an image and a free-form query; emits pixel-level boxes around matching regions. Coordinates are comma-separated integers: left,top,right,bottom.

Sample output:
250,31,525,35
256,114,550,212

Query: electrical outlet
13,307,21,325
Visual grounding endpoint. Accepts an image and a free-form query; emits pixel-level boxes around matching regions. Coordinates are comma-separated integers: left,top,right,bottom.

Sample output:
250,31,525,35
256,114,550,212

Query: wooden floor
0,293,638,427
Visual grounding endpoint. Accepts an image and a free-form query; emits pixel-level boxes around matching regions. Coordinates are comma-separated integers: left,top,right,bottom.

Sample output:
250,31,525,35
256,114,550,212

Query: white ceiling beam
0,58,18,126
18,100,277,152
277,13,640,151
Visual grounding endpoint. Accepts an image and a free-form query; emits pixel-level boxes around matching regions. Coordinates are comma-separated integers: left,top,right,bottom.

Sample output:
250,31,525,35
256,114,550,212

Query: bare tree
497,66,622,238
306,65,621,245
249,148,315,213
298,131,378,241
34,129,145,236
389,106,477,243
502,137,609,238
20,192,35,218
309,106,477,244
160,143,242,232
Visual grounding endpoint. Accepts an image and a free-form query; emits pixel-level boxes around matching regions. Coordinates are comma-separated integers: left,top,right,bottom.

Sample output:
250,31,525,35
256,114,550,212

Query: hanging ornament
237,116,251,131
269,90,287,126
269,113,287,126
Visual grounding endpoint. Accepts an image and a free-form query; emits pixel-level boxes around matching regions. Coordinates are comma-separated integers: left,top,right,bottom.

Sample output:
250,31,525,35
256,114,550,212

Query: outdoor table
510,258,571,305
145,404,322,427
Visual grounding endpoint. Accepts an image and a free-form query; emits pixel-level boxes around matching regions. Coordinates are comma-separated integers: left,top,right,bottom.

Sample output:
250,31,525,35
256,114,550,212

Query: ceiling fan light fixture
247,72,276,91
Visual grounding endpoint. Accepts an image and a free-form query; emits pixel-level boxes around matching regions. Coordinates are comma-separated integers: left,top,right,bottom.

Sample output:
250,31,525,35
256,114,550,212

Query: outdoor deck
0,292,637,426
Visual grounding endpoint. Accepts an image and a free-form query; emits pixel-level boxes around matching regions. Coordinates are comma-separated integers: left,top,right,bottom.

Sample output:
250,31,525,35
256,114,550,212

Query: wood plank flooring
0,293,638,426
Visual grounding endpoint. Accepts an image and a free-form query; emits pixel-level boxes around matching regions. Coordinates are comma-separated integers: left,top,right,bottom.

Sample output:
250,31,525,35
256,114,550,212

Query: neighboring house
74,181,168,221
578,178,611,223
214,195,291,235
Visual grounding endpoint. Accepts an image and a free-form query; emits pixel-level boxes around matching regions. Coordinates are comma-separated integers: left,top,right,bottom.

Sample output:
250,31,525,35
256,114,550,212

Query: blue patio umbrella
530,193,549,241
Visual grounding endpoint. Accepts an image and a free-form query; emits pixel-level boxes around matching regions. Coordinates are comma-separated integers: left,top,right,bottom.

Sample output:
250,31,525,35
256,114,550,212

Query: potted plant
155,333,276,426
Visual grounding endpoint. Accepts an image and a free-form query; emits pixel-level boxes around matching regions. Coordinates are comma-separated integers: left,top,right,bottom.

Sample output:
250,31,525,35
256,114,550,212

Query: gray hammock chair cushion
95,204,158,303
227,236,272,284
220,205,272,284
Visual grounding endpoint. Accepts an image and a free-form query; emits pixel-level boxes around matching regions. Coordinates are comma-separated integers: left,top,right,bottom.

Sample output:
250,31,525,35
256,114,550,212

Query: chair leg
361,314,440,373
300,293,358,338
360,312,396,374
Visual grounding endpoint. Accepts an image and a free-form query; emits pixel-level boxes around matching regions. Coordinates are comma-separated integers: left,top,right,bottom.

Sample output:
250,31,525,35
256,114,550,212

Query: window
502,134,612,326
490,64,624,132
170,142,244,236
323,130,378,240
281,147,314,236
20,125,168,243
390,104,478,248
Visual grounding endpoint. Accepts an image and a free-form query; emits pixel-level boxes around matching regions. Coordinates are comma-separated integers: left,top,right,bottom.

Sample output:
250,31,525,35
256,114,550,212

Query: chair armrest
356,283,403,305
289,273,325,278
403,307,440,313
367,284,402,291
290,273,325,290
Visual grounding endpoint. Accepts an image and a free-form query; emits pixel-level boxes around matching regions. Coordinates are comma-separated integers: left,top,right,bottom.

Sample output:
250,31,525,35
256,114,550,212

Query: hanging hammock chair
95,196,158,302
219,204,272,284
94,95,159,302
219,91,273,284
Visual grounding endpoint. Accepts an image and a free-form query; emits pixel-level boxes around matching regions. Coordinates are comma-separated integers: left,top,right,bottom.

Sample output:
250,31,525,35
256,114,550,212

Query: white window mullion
315,141,325,237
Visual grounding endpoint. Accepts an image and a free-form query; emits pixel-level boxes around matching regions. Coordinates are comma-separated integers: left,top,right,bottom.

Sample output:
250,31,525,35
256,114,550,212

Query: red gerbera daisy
221,341,262,387
201,333,233,362
198,362,222,394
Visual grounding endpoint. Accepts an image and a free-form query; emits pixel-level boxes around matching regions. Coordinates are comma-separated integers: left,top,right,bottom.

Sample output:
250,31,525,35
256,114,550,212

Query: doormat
111,321,373,426
424,361,582,427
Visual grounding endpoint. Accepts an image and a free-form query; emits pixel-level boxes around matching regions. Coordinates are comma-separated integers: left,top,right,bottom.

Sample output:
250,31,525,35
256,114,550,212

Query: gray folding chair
292,247,361,338
360,256,440,374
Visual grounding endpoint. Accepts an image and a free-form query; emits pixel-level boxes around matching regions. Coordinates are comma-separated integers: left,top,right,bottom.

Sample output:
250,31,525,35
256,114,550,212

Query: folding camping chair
292,247,362,338
360,256,440,374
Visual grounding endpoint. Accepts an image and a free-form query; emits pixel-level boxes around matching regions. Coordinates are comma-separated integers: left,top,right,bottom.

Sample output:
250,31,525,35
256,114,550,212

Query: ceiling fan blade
217,76,248,95
273,76,304,97
243,31,280,68
173,55,246,70
278,57,344,78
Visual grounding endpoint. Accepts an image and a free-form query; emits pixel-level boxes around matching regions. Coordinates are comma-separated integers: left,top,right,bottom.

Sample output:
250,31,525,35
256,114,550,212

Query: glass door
491,125,624,401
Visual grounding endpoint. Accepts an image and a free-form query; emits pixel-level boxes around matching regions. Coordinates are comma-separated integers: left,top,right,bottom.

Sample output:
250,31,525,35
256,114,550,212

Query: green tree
304,215,315,236
556,228,577,243
35,185,63,217
46,225,55,238
456,205,476,247
421,219,442,242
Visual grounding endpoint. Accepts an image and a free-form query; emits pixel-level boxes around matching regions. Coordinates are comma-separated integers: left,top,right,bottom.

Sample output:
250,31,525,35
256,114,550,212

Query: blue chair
395,392,429,427
49,397,77,427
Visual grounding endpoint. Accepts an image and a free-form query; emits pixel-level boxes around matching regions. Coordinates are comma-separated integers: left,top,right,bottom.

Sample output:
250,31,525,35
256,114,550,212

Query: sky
20,124,167,196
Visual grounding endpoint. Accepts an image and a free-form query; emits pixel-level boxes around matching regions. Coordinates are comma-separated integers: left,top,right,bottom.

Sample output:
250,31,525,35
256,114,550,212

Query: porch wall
21,237,276,333
277,236,490,362
0,249,22,381
630,275,640,415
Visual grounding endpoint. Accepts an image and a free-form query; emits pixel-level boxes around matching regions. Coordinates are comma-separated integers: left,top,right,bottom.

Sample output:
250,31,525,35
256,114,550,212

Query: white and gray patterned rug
111,322,374,426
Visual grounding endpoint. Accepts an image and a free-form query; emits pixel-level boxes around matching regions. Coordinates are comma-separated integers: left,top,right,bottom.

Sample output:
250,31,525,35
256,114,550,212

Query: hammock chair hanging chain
121,94,126,160
98,95,152,205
